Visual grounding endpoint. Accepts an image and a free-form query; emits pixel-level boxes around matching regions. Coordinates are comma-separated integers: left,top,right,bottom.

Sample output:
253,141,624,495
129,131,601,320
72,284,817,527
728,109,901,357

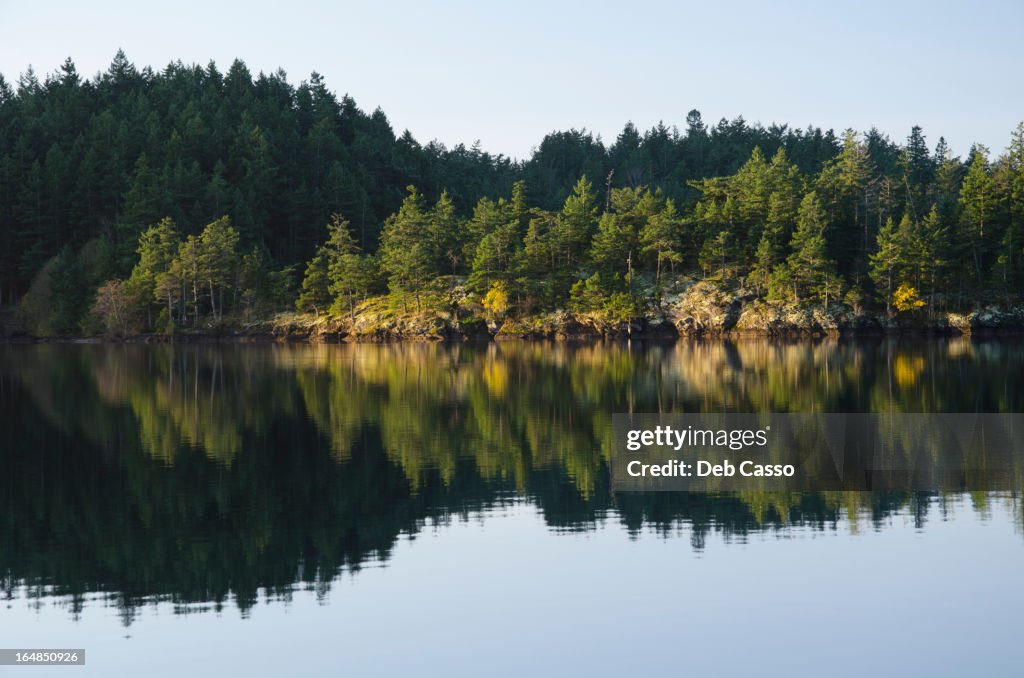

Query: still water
1,339,1023,676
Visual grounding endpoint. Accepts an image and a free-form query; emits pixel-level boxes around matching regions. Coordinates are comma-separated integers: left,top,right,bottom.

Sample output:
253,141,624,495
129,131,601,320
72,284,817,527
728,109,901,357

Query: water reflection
1,338,1023,621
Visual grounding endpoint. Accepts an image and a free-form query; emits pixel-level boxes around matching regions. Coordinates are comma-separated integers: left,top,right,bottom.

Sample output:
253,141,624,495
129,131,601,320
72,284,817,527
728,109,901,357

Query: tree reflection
1,338,1022,621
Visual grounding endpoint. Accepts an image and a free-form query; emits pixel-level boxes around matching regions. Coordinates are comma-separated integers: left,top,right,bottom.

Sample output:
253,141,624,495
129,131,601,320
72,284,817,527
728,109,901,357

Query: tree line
294,123,1024,328
2,53,1023,334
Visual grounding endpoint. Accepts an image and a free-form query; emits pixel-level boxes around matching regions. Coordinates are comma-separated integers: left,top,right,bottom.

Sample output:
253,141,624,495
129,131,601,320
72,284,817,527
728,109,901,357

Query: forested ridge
2,52,1023,337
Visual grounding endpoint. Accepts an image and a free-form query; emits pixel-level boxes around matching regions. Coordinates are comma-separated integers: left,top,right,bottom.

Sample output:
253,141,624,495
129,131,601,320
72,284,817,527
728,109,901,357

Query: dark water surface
1,339,1023,677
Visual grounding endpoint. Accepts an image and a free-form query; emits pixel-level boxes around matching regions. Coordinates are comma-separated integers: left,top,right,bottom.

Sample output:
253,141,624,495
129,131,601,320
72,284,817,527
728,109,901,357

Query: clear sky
1,0,1021,161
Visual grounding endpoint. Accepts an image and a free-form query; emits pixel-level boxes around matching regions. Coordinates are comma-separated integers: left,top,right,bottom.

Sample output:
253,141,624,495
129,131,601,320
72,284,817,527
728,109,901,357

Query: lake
1,338,1023,676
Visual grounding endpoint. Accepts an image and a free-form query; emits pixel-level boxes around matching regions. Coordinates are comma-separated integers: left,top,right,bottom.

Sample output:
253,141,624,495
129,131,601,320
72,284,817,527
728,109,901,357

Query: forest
1,52,1023,336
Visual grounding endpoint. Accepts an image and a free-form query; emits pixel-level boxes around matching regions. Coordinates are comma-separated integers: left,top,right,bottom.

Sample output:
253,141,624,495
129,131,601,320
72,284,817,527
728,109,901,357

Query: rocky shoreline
6,280,1023,344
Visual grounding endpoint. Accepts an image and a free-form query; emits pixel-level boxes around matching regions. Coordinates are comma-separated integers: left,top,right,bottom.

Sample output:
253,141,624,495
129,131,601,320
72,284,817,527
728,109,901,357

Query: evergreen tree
430,190,463,276
197,216,240,321
589,213,635,280
47,245,86,334
870,216,908,314
514,214,560,305
776,192,840,304
901,125,934,218
816,130,873,275
917,206,951,302
469,222,519,294
959,146,995,287
322,214,375,321
554,176,598,271
640,198,683,285
379,187,434,311
120,154,163,265
174,235,203,325
296,250,331,315
127,217,181,328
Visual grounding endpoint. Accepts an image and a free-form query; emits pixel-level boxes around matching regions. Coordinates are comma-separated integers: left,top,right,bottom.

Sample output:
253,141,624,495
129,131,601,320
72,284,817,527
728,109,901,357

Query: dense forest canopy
1,52,1022,335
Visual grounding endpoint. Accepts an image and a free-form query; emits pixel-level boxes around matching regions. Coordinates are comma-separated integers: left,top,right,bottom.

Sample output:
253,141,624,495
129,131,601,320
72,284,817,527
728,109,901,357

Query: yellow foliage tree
482,282,510,320
892,283,925,313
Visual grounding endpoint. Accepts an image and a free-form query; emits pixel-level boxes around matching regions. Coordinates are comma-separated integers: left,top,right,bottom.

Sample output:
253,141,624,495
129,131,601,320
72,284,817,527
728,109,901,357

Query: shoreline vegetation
6,279,1024,344
2,54,1024,342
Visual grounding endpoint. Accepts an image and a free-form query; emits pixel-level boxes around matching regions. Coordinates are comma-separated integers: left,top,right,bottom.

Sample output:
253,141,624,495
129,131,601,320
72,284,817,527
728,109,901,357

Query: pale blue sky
1,0,1021,160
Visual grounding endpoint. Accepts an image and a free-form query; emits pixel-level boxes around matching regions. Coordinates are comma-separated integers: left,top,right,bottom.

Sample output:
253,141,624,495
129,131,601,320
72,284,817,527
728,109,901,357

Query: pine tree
748,188,798,293
870,216,907,314
127,217,181,329
554,176,598,270
917,206,951,302
934,143,963,225
699,231,733,279
174,235,203,325
197,216,240,321
515,214,559,305
1002,123,1024,296
816,130,873,275
640,198,683,285
47,246,86,334
296,250,331,315
469,223,519,294
901,125,934,218
782,192,840,304
463,196,505,265
120,154,163,266
322,214,374,321
509,180,529,229
430,190,464,277
590,213,634,280
379,187,434,312
959,146,994,287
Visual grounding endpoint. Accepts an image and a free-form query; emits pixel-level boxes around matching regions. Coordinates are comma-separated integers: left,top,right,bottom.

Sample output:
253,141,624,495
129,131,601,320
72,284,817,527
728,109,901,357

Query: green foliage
514,214,562,307
640,198,684,284
4,53,1024,329
569,273,606,313
590,212,635,275
379,187,436,311
240,246,295,319
959,146,995,284
569,272,640,327
128,218,180,316
469,222,520,294
699,231,734,278
772,192,841,304
431,190,464,276
603,291,641,326
869,216,903,312
296,250,331,315
815,130,873,273
119,154,163,266
197,216,240,321
0,54,522,304
554,176,599,269
47,247,87,333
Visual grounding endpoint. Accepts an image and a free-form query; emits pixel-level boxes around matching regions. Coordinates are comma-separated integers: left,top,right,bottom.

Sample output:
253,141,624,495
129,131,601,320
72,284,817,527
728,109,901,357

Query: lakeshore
6,279,1023,343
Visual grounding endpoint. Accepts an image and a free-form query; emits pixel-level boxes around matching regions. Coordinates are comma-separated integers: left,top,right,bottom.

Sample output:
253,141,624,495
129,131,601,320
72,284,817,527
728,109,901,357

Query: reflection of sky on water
3,499,1022,678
